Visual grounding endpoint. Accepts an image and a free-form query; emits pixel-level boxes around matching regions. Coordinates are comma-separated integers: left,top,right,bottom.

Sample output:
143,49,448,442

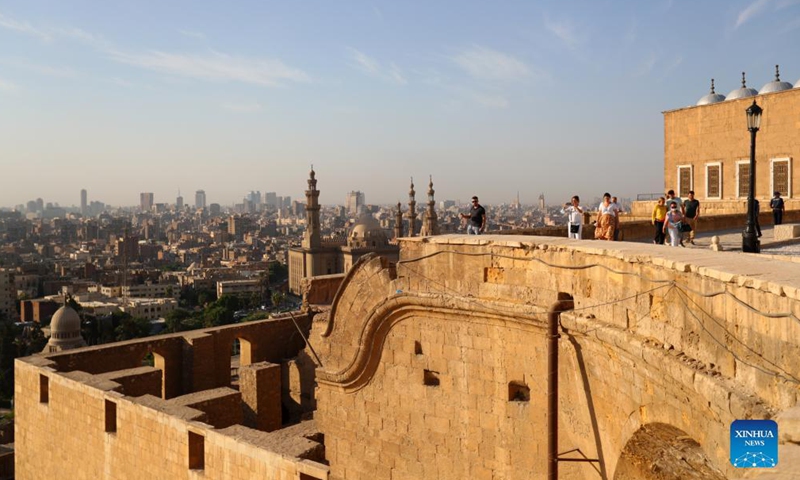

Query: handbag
680,223,692,233
569,224,580,234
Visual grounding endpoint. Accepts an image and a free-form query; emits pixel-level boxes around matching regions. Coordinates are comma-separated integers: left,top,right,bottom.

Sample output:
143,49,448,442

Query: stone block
774,224,800,241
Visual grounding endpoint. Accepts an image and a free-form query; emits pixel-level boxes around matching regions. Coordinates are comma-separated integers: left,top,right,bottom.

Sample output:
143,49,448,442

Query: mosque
41,302,86,353
288,169,441,295
661,64,800,215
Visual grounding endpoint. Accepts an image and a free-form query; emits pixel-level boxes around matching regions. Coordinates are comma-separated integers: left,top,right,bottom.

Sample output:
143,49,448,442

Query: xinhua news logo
730,419,778,468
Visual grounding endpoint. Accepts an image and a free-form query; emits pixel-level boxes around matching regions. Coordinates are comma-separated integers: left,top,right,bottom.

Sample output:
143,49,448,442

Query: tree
272,291,285,309
164,308,196,333
114,314,152,341
268,261,288,284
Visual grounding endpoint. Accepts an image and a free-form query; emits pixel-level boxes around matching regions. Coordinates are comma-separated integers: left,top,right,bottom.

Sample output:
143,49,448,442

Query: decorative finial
741,72,747,88
429,175,433,188
710,78,715,94
775,64,780,81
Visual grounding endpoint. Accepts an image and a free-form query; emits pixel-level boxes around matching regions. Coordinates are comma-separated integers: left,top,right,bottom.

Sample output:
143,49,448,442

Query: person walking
594,193,616,241
460,196,486,235
683,191,700,245
754,198,763,237
663,201,684,247
563,196,584,240
651,197,667,245
665,190,684,246
770,191,785,226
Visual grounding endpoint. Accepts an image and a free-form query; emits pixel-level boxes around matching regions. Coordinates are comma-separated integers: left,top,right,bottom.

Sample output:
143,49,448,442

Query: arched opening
614,423,725,480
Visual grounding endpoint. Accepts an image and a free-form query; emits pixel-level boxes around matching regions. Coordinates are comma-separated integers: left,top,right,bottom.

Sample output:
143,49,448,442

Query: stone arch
614,423,725,480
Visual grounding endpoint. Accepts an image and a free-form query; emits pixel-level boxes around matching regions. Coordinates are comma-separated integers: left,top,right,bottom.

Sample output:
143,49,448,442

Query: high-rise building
247,191,262,208
80,189,88,215
265,192,277,209
345,191,365,215
195,190,207,209
176,193,184,211
0,268,17,321
538,193,545,210
140,192,154,212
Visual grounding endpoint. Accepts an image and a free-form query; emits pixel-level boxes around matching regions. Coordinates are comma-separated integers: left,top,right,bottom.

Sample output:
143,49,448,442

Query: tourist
594,193,616,241
460,196,486,235
651,197,667,245
611,196,623,241
563,196,584,240
665,190,684,246
770,191,785,226
683,191,700,245
663,201,684,247
754,199,762,237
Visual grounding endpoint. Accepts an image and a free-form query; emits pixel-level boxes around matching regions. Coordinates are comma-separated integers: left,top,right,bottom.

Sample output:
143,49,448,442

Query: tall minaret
302,166,321,249
394,202,404,239
407,178,417,237
419,176,440,236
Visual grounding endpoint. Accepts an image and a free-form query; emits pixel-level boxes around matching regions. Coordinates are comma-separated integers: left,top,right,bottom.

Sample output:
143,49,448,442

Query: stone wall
313,235,800,479
14,314,329,480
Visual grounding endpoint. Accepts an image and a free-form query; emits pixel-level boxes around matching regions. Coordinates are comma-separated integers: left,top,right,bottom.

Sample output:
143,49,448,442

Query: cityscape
2,1,800,479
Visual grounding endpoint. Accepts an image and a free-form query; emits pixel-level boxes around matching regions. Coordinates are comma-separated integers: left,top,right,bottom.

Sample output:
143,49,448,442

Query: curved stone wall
313,235,800,479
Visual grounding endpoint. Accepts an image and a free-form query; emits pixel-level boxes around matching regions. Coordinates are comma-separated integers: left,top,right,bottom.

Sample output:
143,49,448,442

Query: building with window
662,68,799,215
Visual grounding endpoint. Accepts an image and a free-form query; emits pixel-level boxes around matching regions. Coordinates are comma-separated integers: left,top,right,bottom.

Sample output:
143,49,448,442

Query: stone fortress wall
313,235,800,479
15,314,329,480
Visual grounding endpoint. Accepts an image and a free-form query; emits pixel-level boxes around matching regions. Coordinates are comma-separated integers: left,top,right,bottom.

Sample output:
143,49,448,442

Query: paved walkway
631,224,798,253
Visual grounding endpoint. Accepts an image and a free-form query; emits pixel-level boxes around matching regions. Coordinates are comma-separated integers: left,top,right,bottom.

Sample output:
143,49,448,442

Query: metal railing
636,193,663,201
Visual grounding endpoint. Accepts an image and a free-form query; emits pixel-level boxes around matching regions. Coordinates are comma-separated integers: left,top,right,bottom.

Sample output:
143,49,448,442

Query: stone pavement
632,223,800,252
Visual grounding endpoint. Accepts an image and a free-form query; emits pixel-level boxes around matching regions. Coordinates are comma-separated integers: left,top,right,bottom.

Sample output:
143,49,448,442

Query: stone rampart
313,235,800,479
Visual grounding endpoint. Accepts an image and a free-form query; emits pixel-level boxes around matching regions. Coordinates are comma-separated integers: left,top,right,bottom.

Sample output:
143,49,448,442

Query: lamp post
742,99,763,253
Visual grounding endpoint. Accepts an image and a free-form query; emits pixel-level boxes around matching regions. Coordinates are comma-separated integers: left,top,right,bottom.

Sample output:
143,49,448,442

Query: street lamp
742,99,763,253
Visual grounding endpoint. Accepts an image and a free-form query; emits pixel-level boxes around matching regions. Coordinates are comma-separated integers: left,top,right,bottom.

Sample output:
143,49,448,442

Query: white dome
348,214,388,248
43,304,87,352
759,65,793,94
696,79,725,106
728,72,758,100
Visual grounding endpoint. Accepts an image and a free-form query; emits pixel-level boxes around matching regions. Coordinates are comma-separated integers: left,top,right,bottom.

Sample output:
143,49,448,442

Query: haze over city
2,0,800,208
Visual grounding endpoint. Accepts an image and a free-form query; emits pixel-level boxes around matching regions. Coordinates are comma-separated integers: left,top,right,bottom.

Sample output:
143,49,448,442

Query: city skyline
2,0,800,208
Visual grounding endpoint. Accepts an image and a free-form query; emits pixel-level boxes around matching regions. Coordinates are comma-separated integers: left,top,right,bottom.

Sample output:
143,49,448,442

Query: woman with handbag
663,201,684,247
563,196,584,239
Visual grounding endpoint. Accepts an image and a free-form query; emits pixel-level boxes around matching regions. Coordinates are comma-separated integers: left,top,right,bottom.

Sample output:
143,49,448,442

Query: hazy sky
1,0,799,208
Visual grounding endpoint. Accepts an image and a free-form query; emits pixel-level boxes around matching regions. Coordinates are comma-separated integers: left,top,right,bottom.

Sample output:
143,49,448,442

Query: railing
636,193,663,201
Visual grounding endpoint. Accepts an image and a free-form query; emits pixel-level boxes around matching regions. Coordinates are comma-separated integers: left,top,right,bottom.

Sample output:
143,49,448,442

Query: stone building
662,66,799,215
288,169,399,295
16,236,800,479
0,269,16,321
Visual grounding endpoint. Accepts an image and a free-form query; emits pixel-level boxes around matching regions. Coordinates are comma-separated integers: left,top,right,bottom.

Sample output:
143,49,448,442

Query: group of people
651,190,700,247
460,191,787,242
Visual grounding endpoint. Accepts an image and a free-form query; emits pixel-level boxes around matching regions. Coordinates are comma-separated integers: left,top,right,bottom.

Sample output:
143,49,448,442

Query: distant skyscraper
195,190,206,209
265,192,277,209
176,192,184,210
140,193,154,212
538,193,545,210
247,191,262,208
35,198,43,212
80,189,87,215
346,191,365,215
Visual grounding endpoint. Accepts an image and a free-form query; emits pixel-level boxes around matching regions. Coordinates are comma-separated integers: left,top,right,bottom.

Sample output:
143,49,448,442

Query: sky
1,0,800,208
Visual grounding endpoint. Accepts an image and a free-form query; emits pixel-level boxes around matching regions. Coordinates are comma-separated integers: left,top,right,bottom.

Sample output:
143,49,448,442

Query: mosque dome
727,72,759,100
348,214,389,249
759,65,793,94
795,78,800,88
696,79,725,106
43,304,87,353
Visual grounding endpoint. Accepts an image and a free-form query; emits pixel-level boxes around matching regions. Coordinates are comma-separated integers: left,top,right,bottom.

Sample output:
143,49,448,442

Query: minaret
419,176,440,236
406,178,417,237
394,202,404,239
302,166,321,249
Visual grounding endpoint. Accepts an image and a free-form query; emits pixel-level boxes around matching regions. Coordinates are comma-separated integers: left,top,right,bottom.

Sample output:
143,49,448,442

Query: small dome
795,77,800,88
50,305,81,335
43,304,87,353
696,79,725,105
348,214,388,248
727,72,758,100
759,65,793,94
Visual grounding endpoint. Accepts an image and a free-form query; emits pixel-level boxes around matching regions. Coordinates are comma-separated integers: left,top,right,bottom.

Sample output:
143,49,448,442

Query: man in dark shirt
461,196,486,234
683,190,700,245
770,191,785,226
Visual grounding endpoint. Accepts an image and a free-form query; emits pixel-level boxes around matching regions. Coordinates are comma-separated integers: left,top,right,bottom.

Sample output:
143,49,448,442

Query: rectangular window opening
39,374,49,404
188,431,205,470
678,166,692,198
738,163,751,198
105,400,117,433
508,381,531,402
423,369,440,387
414,341,423,355
707,164,721,199
773,160,790,197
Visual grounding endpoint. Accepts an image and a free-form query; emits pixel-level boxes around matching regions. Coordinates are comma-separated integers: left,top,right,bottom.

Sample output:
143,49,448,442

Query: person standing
754,198,763,237
563,196,584,240
651,197,667,245
594,193,616,241
611,196,623,241
665,190,684,246
460,196,486,235
683,191,700,245
770,191,785,226
663,201,684,247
